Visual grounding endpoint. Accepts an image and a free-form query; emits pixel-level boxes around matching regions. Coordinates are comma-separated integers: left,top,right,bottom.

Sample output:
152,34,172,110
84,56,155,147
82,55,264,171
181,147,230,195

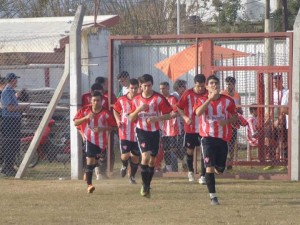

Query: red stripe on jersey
194,94,236,142
74,106,117,149
113,95,136,141
131,91,172,132
162,95,180,136
177,88,208,133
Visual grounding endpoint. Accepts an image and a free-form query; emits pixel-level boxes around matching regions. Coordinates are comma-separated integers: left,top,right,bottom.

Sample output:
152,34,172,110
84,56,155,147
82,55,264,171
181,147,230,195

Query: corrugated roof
0,15,119,53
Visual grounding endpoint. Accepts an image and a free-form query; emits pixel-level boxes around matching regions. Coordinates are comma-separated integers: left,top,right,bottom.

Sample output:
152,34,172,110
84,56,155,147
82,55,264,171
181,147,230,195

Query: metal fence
109,33,292,180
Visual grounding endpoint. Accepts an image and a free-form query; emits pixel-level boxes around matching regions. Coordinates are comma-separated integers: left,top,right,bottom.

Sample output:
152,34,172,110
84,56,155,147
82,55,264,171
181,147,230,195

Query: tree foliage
271,0,300,31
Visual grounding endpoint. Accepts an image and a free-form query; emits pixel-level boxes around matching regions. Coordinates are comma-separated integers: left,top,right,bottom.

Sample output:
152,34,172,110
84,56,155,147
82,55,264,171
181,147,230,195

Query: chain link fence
0,33,71,179
111,34,291,179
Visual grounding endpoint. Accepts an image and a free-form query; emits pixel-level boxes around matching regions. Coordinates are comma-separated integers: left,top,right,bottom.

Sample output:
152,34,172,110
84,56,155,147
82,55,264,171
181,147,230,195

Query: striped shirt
113,95,136,141
161,95,180,137
74,106,117,149
177,88,208,133
194,94,236,142
131,91,172,132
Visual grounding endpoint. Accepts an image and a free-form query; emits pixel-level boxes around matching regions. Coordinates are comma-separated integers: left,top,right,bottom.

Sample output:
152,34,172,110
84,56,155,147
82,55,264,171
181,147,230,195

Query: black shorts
135,128,160,157
201,137,228,173
119,140,141,156
183,132,201,149
85,141,106,160
161,136,177,152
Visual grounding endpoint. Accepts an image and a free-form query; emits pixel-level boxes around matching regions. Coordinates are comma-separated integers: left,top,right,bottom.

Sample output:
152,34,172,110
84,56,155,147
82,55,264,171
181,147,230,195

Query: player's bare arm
128,103,149,122
218,113,238,126
74,113,93,126
177,106,192,125
113,109,122,127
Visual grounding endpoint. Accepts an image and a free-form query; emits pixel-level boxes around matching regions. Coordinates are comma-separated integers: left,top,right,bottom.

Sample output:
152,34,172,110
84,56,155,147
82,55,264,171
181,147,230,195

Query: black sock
147,167,155,187
186,154,194,172
122,159,129,168
205,172,216,194
141,164,149,187
130,161,139,178
200,157,206,177
86,165,94,185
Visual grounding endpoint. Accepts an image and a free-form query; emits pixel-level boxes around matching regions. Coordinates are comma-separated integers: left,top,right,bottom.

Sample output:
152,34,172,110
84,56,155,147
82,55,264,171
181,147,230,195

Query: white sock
210,193,217,199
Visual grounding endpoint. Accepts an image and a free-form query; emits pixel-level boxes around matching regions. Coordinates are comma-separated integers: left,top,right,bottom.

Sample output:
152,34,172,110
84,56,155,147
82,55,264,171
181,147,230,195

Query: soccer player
159,81,180,172
117,71,130,97
176,74,207,184
129,74,173,197
113,78,140,184
221,76,242,170
74,91,117,193
194,75,237,205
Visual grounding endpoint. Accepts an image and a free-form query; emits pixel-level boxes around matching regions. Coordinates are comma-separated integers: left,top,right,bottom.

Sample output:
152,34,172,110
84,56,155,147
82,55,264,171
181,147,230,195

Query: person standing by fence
1,73,29,176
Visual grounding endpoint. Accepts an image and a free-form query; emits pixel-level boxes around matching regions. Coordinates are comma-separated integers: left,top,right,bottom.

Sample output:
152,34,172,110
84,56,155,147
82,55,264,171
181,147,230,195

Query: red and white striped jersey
113,95,137,141
246,115,258,147
177,88,208,133
193,94,236,142
161,95,180,137
131,91,173,132
74,105,117,149
81,92,109,109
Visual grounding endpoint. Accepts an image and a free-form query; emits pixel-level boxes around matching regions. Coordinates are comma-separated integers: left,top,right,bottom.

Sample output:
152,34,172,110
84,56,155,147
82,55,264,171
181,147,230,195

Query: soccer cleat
129,176,137,184
120,166,127,178
198,176,206,185
188,171,195,182
87,185,95,193
140,186,150,198
210,197,220,205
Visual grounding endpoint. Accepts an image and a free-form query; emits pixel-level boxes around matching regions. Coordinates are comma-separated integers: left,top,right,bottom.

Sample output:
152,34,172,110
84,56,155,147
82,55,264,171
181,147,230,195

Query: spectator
1,73,29,176
194,74,238,205
220,76,242,170
159,81,180,172
113,78,141,184
74,91,117,193
246,105,258,147
0,77,6,166
176,74,207,184
264,74,288,170
117,71,130,97
129,74,173,197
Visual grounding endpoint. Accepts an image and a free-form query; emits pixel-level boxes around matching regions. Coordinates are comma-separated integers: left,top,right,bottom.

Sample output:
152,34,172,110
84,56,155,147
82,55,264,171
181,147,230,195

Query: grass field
1,175,300,225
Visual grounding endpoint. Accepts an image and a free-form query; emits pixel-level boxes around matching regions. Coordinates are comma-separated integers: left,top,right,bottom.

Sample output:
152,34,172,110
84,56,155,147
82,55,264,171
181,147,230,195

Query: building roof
0,15,119,53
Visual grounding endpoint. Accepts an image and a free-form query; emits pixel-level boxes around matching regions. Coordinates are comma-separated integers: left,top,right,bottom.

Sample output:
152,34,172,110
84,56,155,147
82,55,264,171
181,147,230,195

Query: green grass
0,176,299,225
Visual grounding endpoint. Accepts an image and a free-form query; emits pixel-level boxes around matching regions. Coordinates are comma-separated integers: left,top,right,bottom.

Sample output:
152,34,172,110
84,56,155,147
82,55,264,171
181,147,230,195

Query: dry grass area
0,176,300,225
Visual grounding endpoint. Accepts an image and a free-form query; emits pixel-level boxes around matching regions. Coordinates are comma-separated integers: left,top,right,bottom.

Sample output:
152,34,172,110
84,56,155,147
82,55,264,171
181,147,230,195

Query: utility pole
177,0,180,35
264,0,273,112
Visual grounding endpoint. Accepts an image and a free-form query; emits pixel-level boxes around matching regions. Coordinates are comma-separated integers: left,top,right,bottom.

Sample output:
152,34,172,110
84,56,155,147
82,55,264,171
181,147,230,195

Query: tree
271,0,300,32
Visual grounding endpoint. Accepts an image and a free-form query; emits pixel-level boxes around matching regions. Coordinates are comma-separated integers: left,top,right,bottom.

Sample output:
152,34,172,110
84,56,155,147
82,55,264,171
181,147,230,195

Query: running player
113,78,140,184
74,91,117,193
194,75,237,205
128,74,173,197
176,74,207,184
